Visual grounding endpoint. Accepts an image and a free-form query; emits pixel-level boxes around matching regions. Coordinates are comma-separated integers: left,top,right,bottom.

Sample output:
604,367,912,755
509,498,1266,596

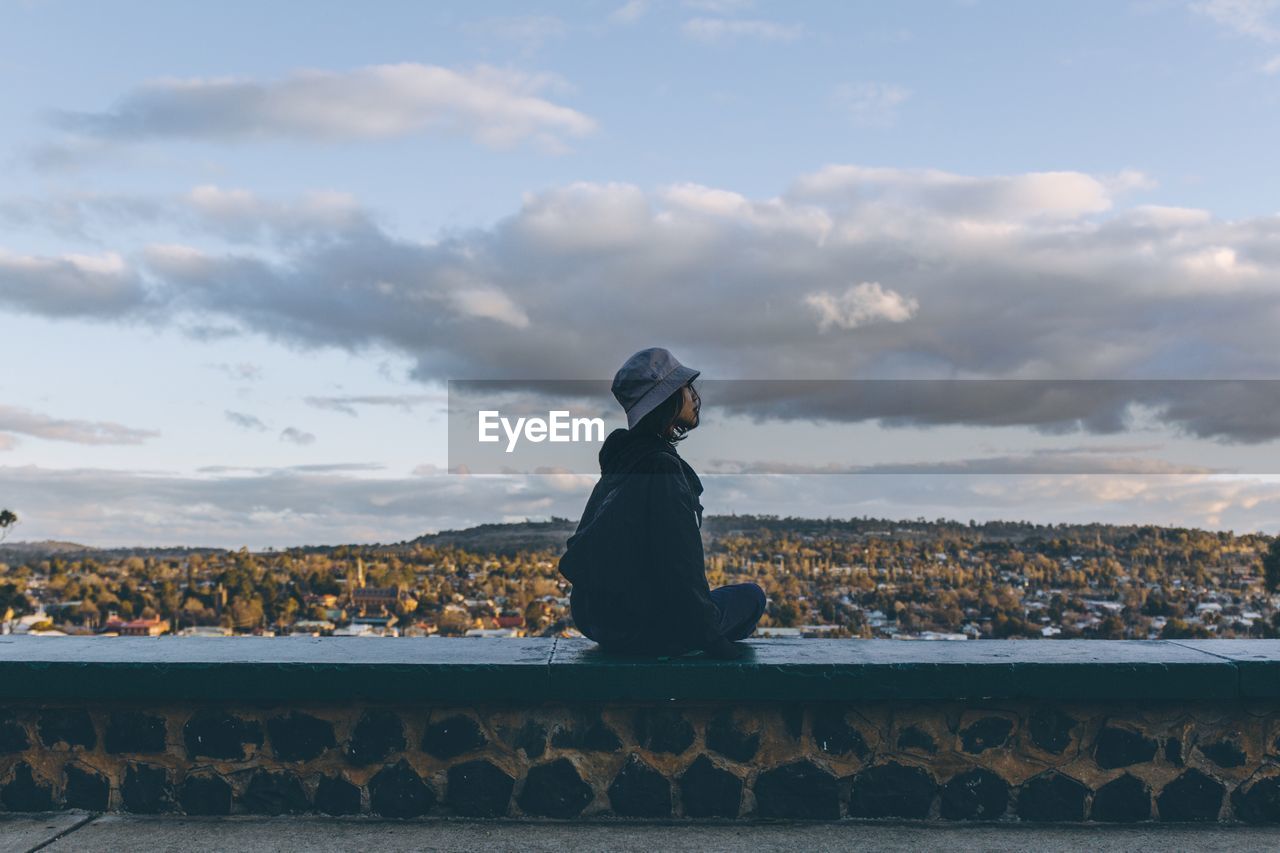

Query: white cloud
462,15,567,52
6,166,1280,442
0,405,158,445
51,63,597,154
304,394,444,416
1262,53,1280,72
681,17,805,42
789,165,1146,221
805,282,919,331
832,82,912,127
612,0,650,23
1193,0,1280,41
3,464,1279,548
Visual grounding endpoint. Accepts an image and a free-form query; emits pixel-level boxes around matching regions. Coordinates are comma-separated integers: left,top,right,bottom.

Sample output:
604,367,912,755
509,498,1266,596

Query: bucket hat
611,347,700,430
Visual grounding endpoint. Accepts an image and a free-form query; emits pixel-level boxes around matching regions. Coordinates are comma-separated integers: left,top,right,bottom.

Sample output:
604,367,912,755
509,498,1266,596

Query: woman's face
675,382,701,431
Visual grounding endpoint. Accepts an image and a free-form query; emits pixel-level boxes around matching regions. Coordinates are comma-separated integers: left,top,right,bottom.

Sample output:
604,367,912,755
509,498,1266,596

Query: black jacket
558,427,722,655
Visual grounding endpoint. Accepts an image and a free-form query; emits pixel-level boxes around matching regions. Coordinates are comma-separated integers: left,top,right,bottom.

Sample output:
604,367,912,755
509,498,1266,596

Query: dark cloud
279,427,317,445
5,169,1280,443
224,410,268,432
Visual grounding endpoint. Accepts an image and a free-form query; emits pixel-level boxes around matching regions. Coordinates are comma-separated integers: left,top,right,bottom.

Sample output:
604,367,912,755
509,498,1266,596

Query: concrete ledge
4,641,1280,822
0,638,1272,702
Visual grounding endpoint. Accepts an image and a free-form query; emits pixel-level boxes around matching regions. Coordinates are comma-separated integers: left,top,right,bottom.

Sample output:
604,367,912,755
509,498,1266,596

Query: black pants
710,582,767,641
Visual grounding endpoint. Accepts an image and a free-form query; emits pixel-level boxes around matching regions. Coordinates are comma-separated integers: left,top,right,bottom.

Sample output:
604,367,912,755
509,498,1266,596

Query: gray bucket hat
611,347,700,430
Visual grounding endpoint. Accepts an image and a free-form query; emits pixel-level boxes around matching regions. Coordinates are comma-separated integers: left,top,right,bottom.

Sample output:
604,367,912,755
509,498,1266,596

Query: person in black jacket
558,348,766,659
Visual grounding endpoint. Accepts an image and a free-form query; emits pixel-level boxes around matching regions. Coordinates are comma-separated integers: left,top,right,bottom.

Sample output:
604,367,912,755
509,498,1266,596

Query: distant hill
0,540,228,561
405,518,577,556
0,539,95,556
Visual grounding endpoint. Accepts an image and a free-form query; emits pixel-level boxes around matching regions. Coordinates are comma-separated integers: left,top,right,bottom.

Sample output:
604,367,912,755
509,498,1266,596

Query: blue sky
3,0,1280,547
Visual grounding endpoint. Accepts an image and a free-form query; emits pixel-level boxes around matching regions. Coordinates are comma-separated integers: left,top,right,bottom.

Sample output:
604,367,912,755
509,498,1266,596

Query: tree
1264,539,1280,595
0,509,16,542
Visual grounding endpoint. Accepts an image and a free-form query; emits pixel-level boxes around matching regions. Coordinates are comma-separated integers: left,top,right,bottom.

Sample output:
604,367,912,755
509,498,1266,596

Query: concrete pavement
4,815,1280,853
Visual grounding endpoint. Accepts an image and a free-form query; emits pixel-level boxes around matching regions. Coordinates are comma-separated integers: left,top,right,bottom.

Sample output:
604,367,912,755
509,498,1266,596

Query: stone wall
5,697,1280,822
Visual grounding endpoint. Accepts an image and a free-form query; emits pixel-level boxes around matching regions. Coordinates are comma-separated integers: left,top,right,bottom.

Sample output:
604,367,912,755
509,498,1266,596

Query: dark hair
634,381,699,444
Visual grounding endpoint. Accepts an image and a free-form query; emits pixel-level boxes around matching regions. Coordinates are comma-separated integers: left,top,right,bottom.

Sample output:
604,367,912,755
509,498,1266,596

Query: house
120,618,169,636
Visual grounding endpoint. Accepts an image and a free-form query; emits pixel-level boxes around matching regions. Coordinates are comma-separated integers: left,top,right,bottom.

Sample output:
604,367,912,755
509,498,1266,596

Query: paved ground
5,815,1280,853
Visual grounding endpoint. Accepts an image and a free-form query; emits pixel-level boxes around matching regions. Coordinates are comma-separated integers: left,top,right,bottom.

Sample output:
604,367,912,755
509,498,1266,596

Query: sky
2,0,1280,548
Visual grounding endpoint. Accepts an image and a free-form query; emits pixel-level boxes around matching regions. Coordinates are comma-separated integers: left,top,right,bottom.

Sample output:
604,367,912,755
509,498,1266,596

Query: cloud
48,63,597,154
279,427,316,445
1193,0,1280,40
304,394,445,416
0,405,158,445
225,410,268,432
206,362,263,382
2,463,1279,548
463,15,567,52
832,82,911,127
0,248,151,317
6,167,1280,443
681,17,805,42
611,0,650,23
805,282,919,331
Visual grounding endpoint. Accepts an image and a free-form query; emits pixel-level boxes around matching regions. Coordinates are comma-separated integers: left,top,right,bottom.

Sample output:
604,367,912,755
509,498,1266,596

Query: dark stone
179,775,232,816
706,710,760,763
1091,774,1151,823
754,760,840,820
679,754,742,818
513,720,546,759
1165,737,1183,766
1028,707,1076,754
1,763,54,811
1201,739,1246,768
1232,775,1280,823
122,763,175,814
551,717,621,752
241,770,310,815
781,707,804,740
369,760,435,818
940,768,1009,821
38,709,96,749
421,714,487,760
267,712,336,762
105,711,167,754
608,754,672,818
447,759,514,818
183,711,263,760
1094,726,1157,769
633,708,695,755
1016,772,1087,822
65,764,110,811
518,758,594,818
811,707,869,758
0,710,29,754
849,762,937,819
897,725,937,754
1158,769,1224,822
346,710,404,765
315,775,362,816
960,717,1013,754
